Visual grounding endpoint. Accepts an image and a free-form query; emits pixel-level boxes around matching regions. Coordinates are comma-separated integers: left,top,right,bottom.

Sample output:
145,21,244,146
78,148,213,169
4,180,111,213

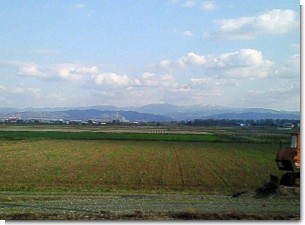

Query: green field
0,130,221,142
0,138,281,194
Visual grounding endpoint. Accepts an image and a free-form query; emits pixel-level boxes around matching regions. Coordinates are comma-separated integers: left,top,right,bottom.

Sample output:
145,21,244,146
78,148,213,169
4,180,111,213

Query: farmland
0,140,281,193
0,124,299,220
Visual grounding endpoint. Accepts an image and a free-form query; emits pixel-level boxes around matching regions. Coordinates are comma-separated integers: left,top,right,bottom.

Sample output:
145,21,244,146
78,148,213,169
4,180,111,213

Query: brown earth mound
233,181,300,199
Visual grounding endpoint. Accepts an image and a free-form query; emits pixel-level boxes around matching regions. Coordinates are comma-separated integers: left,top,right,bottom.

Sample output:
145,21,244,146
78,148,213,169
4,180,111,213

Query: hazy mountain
202,112,300,120
134,104,299,121
0,104,300,121
61,109,171,122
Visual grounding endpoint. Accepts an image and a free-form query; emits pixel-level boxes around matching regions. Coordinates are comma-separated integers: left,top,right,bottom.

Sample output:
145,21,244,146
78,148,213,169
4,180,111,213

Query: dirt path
0,191,300,220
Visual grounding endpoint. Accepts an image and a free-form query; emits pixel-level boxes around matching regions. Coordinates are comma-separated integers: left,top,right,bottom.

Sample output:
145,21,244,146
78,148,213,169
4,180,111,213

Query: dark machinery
275,132,300,186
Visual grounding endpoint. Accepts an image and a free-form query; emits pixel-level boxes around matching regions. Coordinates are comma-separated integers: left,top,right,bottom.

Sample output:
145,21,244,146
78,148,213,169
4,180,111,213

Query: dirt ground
0,186,300,220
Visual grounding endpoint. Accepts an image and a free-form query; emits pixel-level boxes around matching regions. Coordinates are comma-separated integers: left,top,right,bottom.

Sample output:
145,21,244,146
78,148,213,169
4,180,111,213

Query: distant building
278,122,294,130
5,117,18,123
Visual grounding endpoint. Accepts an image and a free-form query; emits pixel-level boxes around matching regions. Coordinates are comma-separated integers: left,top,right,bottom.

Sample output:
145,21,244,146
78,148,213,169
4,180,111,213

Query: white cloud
208,49,273,79
160,52,207,69
3,61,99,82
139,73,177,88
90,73,229,106
177,52,206,67
183,30,193,37
209,49,267,67
2,61,40,77
3,61,133,89
0,84,41,96
159,60,173,69
160,48,273,79
213,9,299,39
274,54,300,79
55,64,98,82
1,61,45,78
11,86,41,95
191,77,238,88
1,52,298,109
93,73,130,87
200,1,216,10
18,64,45,78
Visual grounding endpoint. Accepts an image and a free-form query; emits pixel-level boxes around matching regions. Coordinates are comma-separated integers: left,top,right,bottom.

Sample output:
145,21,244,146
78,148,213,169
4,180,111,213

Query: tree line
178,119,300,127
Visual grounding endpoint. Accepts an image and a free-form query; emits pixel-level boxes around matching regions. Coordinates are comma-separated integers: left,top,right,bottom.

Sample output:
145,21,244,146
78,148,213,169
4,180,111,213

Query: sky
0,0,300,111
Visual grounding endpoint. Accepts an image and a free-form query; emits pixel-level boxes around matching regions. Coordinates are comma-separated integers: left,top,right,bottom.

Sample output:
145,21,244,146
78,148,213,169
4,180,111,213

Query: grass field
0,138,281,194
0,130,221,142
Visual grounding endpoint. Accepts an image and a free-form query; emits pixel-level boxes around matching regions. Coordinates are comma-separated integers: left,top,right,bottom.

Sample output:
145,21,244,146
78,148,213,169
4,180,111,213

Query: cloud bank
1,47,298,108
212,9,299,39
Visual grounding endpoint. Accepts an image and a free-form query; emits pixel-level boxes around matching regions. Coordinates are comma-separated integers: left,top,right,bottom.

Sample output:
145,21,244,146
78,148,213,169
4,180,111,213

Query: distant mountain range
0,104,300,122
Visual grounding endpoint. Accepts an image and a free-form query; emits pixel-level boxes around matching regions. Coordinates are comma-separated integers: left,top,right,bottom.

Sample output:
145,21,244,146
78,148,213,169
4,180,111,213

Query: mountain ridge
0,104,300,122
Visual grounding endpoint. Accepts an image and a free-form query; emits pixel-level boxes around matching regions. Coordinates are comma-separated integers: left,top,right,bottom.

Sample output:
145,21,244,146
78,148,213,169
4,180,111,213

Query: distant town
1,116,299,130
0,104,299,130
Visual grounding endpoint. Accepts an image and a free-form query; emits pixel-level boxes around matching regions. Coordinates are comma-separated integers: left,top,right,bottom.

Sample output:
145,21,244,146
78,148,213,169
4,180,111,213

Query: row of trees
178,119,300,127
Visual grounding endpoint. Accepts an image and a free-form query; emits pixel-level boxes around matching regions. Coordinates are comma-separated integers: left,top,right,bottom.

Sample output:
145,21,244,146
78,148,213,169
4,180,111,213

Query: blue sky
0,0,300,110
